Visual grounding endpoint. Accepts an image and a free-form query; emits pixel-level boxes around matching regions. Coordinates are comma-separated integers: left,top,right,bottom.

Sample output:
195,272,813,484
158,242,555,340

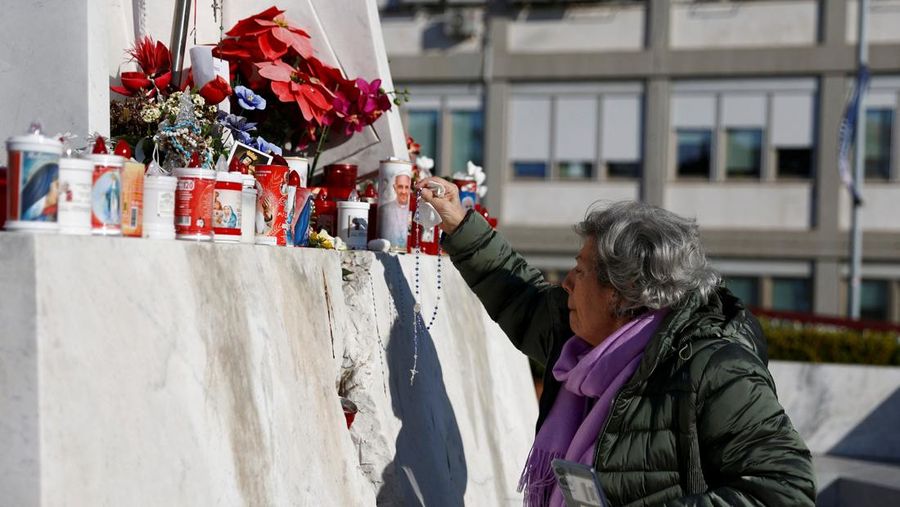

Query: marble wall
770,361,900,464
1,0,406,169
0,233,537,506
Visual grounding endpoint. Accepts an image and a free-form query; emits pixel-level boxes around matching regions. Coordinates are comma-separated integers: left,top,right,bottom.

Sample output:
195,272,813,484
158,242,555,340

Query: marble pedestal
0,232,537,506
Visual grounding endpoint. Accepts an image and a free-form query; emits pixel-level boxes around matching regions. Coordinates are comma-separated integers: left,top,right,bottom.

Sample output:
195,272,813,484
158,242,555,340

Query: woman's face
562,238,627,346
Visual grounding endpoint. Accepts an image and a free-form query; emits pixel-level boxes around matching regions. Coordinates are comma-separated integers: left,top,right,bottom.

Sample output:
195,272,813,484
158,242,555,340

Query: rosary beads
409,190,442,385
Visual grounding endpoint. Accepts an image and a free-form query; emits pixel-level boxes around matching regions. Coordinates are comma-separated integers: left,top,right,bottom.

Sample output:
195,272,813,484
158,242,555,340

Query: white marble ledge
0,232,537,506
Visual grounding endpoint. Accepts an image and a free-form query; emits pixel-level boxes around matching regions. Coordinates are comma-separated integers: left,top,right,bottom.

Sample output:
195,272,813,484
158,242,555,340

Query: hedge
528,317,900,379
762,317,900,366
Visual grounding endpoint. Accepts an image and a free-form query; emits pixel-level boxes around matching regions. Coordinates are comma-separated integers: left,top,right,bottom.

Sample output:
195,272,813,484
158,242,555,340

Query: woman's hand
415,176,467,235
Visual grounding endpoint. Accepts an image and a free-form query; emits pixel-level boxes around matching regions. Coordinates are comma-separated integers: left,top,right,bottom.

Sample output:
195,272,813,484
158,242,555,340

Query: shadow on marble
817,478,900,507
375,255,468,506
829,387,900,465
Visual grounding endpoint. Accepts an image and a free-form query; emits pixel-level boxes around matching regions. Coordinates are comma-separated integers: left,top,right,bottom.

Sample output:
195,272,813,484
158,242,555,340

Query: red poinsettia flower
214,6,313,63
110,37,172,97
198,76,232,104
305,56,353,92
256,59,333,123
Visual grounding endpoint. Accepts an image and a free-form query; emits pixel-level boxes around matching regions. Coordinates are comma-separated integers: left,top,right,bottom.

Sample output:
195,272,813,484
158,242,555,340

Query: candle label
157,191,175,217
91,165,122,230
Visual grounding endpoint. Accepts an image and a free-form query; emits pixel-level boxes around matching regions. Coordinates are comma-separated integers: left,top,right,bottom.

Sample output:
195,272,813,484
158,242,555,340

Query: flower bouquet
212,6,396,183
109,5,398,180
109,37,226,170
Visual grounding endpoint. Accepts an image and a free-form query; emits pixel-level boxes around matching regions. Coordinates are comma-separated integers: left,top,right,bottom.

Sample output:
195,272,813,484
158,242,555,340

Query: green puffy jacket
444,212,816,506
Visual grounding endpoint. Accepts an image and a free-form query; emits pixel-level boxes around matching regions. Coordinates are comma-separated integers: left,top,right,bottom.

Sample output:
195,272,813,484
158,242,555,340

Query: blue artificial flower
218,112,257,144
255,136,282,156
235,85,266,111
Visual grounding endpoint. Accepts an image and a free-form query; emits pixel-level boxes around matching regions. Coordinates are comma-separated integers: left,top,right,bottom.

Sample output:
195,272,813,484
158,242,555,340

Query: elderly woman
418,178,815,507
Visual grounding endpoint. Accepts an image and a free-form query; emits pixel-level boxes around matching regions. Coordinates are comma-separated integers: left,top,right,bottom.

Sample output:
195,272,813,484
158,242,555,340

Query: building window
772,277,812,313
865,108,893,179
677,129,712,178
554,96,598,181
509,86,642,181
513,162,547,179
509,96,552,180
726,129,763,178
601,94,642,179
724,276,760,307
451,110,483,171
777,147,812,178
607,161,642,179
673,83,816,181
407,110,439,162
400,84,484,176
860,280,890,321
558,161,594,180
772,92,815,179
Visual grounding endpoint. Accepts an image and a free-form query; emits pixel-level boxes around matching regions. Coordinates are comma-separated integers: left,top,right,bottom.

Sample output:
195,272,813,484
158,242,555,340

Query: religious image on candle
377,159,414,251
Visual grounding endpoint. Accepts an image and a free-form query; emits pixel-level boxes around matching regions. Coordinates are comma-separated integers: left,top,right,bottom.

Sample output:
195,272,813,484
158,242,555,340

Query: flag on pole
838,65,869,205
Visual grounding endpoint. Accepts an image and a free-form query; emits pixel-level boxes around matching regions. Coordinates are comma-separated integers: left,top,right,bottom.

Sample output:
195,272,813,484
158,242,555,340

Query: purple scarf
518,309,669,507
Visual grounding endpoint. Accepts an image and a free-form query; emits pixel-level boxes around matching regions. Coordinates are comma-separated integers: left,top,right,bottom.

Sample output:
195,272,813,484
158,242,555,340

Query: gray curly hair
574,201,720,316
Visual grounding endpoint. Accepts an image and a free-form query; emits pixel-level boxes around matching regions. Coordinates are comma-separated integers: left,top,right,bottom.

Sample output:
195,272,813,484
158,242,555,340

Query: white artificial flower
417,155,435,172
467,160,486,185
477,185,488,199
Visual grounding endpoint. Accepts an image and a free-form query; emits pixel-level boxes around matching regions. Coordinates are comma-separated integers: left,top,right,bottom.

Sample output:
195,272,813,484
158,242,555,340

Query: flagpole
169,0,193,89
849,0,869,320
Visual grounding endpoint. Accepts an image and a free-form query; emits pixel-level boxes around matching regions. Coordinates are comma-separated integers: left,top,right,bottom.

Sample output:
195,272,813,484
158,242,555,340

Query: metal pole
169,0,193,90
849,0,869,319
